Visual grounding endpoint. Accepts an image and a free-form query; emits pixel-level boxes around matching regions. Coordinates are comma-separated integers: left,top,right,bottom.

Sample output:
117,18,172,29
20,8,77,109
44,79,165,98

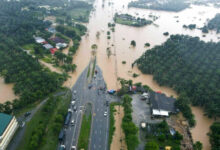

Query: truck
64,111,72,127
58,129,65,142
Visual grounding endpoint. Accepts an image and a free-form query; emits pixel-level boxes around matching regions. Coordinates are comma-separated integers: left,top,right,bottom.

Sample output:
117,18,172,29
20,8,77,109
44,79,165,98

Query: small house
43,44,53,49
56,43,67,49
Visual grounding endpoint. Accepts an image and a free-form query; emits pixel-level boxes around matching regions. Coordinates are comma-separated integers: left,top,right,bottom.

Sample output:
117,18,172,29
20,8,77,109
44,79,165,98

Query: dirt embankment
110,106,127,150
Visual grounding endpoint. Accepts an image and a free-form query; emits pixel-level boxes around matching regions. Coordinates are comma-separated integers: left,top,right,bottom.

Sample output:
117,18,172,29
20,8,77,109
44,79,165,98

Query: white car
104,111,107,117
71,146,76,150
71,120,75,126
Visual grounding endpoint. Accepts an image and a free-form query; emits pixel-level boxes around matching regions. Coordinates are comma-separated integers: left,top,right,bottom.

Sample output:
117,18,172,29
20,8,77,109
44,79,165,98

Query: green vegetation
144,121,183,150
131,40,136,47
209,122,220,150
114,13,152,27
87,64,91,78
203,13,220,33
122,61,126,64
77,104,92,150
17,91,71,150
144,43,150,47
128,0,189,12
109,102,120,148
193,141,203,150
163,32,169,36
121,95,139,150
136,35,220,125
91,57,96,77
133,73,139,78
183,24,197,30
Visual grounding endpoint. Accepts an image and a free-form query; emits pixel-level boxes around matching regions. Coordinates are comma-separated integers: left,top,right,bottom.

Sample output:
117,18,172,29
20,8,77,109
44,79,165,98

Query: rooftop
150,92,176,113
0,113,13,136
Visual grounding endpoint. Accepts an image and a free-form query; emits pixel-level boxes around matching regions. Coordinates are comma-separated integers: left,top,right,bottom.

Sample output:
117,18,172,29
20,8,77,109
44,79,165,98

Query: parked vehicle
71,101,75,106
104,111,107,117
106,101,109,106
58,129,65,142
24,112,31,117
107,89,116,94
71,120,75,126
59,145,65,150
73,106,77,111
64,112,71,126
71,146,76,150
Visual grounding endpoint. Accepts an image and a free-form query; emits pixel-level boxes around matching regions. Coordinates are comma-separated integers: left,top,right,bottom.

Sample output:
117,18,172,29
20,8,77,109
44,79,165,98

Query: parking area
131,94,162,126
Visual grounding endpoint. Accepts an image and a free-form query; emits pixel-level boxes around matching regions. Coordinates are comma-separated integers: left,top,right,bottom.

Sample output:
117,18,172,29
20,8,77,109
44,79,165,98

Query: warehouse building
0,113,18,150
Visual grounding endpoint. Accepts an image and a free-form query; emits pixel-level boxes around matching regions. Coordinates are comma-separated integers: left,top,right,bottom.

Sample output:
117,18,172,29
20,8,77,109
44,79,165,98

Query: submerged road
62,65,114,150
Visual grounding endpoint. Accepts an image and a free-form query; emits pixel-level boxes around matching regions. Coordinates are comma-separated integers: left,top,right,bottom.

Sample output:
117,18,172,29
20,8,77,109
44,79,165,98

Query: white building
0,113,18,150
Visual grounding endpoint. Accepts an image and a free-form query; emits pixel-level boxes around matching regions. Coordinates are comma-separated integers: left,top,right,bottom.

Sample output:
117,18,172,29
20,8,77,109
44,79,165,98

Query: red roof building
50,48,58,55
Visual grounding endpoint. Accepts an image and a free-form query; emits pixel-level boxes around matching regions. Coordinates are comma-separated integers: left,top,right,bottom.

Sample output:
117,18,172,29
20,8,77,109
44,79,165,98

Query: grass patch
108,102,120,149
91,57,96,77
41,57,53,64
87,64,91,78
22,43,36,51
77,106,92,150
69,8,91,23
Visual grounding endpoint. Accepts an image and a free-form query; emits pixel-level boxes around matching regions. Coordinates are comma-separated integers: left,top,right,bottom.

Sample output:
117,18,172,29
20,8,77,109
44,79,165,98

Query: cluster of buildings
0,113,18,150
34,35,68,55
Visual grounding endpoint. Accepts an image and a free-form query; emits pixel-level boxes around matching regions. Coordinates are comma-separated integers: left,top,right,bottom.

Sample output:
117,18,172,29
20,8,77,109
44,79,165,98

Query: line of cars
58,91,77,150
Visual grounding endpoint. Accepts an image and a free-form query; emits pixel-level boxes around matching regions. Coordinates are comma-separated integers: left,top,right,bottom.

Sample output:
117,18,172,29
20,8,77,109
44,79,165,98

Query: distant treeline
128,0,189,12
202,13,220,33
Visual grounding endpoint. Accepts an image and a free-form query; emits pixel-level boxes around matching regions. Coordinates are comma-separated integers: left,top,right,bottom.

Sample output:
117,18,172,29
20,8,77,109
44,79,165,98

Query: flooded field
0,77,17,103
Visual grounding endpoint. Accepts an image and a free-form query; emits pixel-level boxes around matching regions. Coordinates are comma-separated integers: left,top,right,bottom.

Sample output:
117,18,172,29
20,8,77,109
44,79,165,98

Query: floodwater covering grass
17,90,71,150
77,103,92,150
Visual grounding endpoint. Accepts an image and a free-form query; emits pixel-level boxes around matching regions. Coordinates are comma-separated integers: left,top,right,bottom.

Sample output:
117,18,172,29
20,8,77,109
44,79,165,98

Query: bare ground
110,106,127,150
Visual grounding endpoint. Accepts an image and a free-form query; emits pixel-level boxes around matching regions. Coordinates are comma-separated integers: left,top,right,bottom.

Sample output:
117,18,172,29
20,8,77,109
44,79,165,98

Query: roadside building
0,113,18,150
149,92,176,117
43,44,53,49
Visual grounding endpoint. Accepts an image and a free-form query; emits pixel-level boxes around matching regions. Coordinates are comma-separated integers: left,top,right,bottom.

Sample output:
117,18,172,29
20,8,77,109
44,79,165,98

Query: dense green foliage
205,13,220,33
193,141,203,150
131,40,136,47
145,121,183,149
114,13,152,27
128,0,189,12
121,95,139,150
18,92,71,150
183,24,196,30
136,35,220,120
145,141,159,150
209,122,220,150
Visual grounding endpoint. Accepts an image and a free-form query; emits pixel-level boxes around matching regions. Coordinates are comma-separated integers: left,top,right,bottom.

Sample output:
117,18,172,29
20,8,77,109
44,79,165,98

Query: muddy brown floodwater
63,0,219,149
0,77,18,103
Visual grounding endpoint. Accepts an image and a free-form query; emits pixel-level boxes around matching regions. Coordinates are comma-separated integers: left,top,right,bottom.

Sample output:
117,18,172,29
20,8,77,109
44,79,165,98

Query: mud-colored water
191,107,214,150
0,77,18,103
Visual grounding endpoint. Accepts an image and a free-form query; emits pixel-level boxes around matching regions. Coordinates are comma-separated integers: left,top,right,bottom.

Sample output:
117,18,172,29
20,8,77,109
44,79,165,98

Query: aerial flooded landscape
0,0,219,150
